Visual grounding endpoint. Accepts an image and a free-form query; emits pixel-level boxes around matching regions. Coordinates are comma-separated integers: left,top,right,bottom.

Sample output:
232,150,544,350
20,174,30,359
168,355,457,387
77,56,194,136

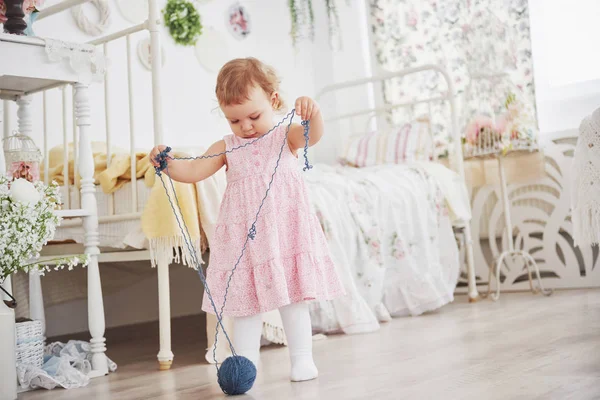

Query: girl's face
222,86,278,139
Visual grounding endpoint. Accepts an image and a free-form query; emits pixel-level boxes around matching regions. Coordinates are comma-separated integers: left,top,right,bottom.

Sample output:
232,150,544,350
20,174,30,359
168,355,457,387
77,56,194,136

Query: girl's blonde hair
216,57,285,111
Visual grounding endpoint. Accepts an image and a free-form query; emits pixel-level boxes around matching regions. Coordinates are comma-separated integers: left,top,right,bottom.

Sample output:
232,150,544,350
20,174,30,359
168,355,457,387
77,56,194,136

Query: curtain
368,0,537,157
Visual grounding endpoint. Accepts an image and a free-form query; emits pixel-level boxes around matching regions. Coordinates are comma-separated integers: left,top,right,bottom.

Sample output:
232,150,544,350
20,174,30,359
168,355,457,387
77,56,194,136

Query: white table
465,149,554,300
0,33,109,378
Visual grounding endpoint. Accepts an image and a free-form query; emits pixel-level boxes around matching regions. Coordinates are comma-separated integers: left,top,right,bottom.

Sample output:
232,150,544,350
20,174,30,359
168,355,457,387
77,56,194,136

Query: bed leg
157,260,173,370
75,83,108,377
463,224,480,303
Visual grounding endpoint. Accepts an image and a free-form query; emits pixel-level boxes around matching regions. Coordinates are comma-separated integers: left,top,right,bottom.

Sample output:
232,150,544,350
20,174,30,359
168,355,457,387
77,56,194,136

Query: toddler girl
150,57,344,382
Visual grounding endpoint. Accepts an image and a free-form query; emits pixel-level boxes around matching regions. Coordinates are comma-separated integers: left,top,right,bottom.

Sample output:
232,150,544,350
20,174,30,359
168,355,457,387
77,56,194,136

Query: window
529,0,600,133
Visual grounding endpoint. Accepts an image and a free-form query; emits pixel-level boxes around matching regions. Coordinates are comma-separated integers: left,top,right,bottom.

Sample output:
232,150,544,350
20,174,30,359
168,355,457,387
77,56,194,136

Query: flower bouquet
0,176,88,286
463,91,538,158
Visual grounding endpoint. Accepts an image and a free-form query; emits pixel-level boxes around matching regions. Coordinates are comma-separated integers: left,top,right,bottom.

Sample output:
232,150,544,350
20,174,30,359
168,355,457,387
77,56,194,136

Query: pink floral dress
201,125,345,317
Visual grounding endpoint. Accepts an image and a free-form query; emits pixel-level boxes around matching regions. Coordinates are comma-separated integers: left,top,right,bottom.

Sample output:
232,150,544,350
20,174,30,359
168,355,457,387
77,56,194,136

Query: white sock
279,302,318,382
232,313,263,368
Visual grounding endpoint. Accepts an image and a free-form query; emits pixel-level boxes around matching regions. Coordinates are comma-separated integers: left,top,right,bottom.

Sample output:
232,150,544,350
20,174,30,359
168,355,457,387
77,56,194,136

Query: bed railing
316,65,463,169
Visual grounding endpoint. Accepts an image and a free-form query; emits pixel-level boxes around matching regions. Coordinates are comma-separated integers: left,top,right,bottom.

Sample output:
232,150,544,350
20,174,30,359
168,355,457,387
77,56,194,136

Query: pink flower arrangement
464,91,537,156
495,113,519,140
465,116,498,144
496,93,527,140
24,0,43,13
0,0,44,24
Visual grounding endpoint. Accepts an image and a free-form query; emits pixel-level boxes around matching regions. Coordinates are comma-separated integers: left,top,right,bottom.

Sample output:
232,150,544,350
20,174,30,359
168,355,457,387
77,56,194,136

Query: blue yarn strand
159,171,236,356
155,110,300,170
153,109,312,394
301,120,313,171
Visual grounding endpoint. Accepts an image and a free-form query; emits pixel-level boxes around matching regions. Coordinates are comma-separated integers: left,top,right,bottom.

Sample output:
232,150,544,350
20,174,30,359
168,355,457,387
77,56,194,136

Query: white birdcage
3,131,42,182
461,75,539,159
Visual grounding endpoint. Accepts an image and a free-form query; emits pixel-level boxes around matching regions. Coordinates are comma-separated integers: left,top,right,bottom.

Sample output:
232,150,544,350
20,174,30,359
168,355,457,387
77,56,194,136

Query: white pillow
339,119,433,167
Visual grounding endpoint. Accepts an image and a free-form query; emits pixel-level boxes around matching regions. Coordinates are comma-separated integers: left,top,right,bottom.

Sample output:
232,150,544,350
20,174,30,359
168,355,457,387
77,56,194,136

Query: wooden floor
20,290,600,400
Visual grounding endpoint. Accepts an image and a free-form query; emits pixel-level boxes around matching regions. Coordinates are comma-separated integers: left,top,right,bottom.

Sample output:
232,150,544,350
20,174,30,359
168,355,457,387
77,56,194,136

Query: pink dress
201,125,345,317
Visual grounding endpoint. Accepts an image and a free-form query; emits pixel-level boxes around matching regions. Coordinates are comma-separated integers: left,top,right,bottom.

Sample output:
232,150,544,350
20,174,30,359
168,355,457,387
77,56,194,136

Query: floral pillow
338,118,433,167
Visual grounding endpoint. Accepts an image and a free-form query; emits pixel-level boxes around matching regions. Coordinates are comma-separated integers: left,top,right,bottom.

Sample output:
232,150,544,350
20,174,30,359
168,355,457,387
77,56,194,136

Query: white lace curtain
572,107,600,247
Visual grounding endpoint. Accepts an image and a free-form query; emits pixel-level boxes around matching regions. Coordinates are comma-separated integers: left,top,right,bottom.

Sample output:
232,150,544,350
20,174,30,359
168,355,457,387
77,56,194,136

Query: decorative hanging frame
71,0,112,36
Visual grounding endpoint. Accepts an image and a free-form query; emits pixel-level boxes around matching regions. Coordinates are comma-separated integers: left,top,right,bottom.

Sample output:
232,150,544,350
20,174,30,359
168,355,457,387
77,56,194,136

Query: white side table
0,33,109,377
466,150,554,300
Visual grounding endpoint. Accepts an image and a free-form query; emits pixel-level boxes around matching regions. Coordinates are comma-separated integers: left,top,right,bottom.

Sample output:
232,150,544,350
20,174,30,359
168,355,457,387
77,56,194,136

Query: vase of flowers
0,176,88,282
0,0,43,36
463,91,538,158
0,175,87,400
463,115,504,155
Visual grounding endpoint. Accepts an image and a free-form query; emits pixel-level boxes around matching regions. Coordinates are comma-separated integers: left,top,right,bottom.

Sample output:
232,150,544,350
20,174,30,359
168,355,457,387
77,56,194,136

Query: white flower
10,178,40,204
0,177,85,281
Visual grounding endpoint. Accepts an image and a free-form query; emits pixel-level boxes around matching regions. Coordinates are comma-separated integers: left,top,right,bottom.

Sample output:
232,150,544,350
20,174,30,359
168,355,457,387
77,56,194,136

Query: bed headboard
314,64,466,177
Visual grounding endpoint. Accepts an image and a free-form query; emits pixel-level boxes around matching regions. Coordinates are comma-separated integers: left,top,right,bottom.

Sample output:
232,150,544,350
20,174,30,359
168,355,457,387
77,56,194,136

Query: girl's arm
149,140,226,183
288,96,324,150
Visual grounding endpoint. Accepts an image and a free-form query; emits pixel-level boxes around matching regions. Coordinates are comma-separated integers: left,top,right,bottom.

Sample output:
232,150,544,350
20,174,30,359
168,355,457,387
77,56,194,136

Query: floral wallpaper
369,0,536,157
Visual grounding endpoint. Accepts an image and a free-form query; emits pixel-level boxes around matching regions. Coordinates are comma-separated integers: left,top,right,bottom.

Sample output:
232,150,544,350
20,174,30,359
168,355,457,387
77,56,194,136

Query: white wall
311,0,375,164
4,0,373,162
14,0,373,336
8,0,317,152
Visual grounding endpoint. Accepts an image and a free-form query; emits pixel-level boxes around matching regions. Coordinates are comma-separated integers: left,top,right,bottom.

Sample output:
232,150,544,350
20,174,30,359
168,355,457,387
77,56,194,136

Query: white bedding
304,162,470,334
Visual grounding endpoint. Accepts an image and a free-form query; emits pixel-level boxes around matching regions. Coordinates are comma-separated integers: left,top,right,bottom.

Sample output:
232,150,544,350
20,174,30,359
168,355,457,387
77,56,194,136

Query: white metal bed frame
316,64,479,302
0,0,174,376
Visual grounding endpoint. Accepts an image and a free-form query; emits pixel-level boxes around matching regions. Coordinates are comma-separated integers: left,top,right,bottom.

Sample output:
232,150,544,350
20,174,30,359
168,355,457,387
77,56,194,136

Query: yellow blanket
44,142,210,267
141,150,207,268
43,142,155,194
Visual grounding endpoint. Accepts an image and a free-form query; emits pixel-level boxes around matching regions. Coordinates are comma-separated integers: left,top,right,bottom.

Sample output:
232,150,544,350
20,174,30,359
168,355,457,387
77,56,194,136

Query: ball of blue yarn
217,355,257,395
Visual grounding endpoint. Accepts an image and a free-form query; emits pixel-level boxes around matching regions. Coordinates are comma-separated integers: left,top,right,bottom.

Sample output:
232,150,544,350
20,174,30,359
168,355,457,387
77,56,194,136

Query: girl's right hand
149,145,170,167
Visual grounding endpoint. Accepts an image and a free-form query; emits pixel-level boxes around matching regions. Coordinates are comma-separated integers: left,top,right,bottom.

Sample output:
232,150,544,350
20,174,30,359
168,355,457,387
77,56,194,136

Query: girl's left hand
295,96,320,121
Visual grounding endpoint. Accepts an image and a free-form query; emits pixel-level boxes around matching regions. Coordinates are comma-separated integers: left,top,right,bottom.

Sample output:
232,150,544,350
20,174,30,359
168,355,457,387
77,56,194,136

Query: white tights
232,302,318,382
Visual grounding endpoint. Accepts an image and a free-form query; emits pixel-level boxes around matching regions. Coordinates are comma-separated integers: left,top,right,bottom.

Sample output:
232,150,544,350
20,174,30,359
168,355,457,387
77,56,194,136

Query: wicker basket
15,320,45,368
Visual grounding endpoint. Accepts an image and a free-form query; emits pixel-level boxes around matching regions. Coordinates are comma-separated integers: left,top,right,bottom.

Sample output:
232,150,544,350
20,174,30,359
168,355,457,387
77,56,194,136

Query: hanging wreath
71,0,112,36
162,0,203,46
